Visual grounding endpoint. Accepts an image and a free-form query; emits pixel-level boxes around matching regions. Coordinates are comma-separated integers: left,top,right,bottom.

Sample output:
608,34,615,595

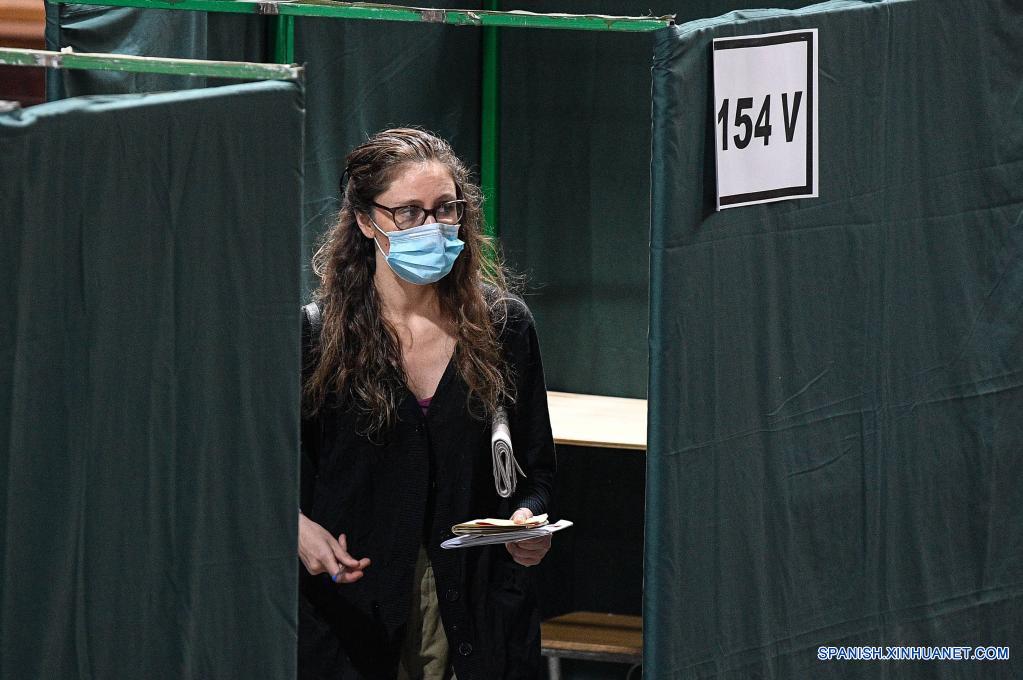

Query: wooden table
546,391,647,451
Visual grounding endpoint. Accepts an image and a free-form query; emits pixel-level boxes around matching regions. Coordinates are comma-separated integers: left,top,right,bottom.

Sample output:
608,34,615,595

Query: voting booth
2,0,1022,677
0,80,304,677
647,0,1023,676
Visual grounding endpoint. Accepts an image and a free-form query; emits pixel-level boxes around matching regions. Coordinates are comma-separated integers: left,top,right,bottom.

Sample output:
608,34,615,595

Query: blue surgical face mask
371,219,465,285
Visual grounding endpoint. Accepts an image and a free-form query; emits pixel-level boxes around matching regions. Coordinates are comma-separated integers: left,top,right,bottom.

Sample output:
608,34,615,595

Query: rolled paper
491,406,525,498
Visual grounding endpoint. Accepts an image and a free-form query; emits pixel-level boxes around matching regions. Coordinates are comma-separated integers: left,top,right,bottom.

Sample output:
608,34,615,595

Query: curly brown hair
304,128,514,435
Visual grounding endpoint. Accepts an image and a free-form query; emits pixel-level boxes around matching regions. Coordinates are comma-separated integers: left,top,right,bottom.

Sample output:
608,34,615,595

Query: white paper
441,519,574,549
713,29,819,209
453,513,548,531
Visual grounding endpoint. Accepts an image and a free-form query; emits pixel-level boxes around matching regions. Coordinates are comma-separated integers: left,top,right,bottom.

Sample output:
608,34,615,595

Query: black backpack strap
300,302,324,516
302,301,322,339
301,302,323,387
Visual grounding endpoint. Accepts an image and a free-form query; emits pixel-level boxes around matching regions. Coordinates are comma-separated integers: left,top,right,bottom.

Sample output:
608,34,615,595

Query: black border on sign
714,30,815,207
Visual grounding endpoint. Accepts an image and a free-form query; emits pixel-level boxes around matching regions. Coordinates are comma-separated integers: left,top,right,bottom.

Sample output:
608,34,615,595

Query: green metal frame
50,0,674,32
40,1,673,243
0,47,303,80
271,16,296,63
481,0,499,238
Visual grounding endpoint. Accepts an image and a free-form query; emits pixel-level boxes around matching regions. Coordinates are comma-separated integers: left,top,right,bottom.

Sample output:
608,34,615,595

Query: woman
298,128,556,680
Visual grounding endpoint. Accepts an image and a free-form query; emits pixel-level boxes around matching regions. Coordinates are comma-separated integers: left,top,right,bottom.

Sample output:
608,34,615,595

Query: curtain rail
0,47,303,80
50,0,675,32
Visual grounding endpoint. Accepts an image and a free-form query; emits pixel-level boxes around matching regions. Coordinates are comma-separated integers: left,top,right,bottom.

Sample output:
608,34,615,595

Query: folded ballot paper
453,514,549,535
441,515,573,549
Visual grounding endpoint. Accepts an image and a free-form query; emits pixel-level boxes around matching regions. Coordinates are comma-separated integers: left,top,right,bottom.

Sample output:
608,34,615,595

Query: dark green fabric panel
647,1,1023,677
0,81,304,679
293,8,482,296
44,1,828,399
48,4,269,98
497,1,815,399
49,4,483,299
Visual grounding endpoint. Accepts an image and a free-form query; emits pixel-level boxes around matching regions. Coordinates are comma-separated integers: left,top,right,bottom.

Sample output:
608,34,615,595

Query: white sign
712,29,818,210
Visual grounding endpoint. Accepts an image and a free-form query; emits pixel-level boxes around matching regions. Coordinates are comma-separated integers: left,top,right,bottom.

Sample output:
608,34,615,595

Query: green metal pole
0,47,302,80
480,0,499,240
271,16,296,64
51,0,675,33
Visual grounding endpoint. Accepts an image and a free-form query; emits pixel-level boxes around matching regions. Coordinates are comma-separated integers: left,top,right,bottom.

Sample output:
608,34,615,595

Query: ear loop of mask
368,215,390,258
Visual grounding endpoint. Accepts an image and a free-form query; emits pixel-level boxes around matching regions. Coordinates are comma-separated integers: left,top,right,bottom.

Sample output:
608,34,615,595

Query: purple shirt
417,396,432,416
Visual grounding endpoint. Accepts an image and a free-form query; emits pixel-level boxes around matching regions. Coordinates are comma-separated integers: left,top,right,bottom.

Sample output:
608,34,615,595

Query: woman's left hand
505,507,552,567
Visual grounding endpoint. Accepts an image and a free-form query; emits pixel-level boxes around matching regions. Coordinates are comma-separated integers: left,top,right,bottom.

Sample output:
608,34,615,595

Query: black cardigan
298,295,556,680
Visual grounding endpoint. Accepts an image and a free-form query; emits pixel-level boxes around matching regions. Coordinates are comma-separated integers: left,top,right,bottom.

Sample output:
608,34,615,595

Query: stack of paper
442,518,573,550
452,513,549,536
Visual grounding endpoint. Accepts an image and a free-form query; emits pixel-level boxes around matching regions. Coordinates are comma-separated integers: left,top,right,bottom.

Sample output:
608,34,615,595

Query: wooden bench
0,0,47,107
540,611,643,680
0,0,45,48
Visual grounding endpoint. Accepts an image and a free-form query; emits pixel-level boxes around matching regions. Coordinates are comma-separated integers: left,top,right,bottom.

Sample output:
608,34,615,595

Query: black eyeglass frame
368,199,467,230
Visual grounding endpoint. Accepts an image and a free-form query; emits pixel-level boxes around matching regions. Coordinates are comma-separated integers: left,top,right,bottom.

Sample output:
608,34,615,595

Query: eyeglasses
370,199,466,230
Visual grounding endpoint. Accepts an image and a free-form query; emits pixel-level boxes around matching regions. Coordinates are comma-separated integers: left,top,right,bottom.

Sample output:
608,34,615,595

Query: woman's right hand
298,513,371,584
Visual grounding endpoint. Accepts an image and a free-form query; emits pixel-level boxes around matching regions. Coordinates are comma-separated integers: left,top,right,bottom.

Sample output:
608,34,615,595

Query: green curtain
0,80,304,679
46,3,269,98
47,0,818,398
647,0,1023,676
47,2,484,303
498,0,813,398
292,6,483,294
